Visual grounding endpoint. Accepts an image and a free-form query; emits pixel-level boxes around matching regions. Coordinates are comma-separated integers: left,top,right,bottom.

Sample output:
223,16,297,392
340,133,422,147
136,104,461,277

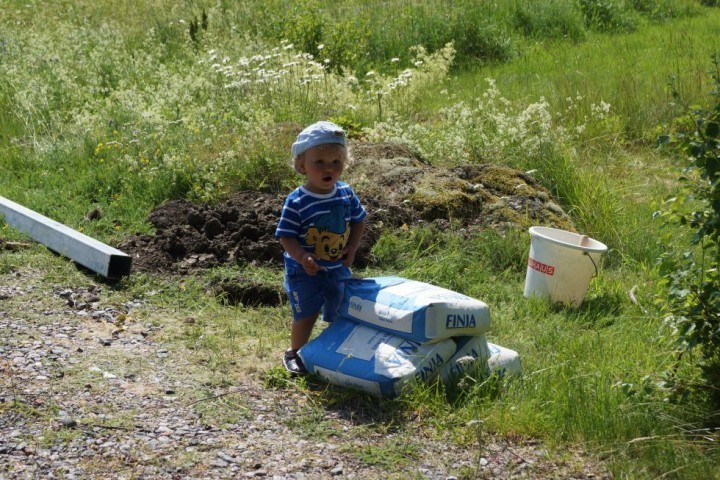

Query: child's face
298,144,345,194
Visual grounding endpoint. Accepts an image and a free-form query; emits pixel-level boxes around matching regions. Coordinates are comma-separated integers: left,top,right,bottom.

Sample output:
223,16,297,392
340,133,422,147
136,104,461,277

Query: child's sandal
282,349,308,376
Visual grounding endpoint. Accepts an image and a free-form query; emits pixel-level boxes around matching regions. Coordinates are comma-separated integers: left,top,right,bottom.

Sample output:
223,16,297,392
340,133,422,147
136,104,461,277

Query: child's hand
342,244,358,268
300,252,322,275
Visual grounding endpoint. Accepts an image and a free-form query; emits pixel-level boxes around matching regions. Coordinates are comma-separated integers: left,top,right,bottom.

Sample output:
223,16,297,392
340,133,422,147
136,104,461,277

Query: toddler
275,121,367,375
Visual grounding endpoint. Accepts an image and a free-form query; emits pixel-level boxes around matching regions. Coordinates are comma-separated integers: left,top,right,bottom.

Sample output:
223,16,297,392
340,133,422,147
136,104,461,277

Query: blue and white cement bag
337,277,491,343
437,335,491,382
438,336,521,383
298,318,457,397
487,341,522,376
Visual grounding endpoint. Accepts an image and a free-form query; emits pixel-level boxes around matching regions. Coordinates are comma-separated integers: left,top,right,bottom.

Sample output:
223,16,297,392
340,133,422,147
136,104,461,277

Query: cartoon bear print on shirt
305,205,350,262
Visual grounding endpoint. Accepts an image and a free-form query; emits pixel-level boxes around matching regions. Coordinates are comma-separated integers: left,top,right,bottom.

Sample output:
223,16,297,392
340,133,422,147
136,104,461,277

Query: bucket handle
583,251,599,278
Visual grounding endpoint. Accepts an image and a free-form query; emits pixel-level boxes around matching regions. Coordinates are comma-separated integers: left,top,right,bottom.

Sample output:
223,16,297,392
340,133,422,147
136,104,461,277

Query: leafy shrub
322,18,372,74
513,0,587,41
236,0,513,74
347,1,514,70
629,0,700,20
577,0,637,32
658,56,720,411
444,7,515,66
280,0,325,59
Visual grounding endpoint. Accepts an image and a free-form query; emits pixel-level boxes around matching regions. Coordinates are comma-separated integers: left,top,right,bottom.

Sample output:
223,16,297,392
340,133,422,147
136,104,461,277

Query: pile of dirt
348,142,574,232
118,142,574,275
119,192,285,274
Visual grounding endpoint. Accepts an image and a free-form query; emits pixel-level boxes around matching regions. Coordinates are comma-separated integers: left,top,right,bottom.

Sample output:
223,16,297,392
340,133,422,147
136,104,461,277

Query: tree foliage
658,55,720,410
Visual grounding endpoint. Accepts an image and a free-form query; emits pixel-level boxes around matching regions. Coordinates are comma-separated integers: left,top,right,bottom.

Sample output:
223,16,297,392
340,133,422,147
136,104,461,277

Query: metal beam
0,195,131,279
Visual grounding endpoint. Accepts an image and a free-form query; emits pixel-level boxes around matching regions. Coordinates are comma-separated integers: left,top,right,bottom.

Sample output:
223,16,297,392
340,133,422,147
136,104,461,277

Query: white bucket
523,226,607,307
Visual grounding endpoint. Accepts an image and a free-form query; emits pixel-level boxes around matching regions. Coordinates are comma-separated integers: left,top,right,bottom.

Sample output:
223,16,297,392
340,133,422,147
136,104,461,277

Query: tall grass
218,0,707,74
373,225,720,478
512,0,588,42
458,8,720,140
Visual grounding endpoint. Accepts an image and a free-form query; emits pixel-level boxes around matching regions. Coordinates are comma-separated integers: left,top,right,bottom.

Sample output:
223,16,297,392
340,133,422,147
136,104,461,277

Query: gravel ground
0,266,611,480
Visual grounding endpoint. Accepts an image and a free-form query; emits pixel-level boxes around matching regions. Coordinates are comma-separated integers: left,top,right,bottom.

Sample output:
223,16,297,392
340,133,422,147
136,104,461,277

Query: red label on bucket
528,257,555,276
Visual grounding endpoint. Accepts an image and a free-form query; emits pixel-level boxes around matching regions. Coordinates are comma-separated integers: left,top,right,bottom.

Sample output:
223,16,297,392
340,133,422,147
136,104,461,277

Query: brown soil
119,191,285,274
119,141,574,278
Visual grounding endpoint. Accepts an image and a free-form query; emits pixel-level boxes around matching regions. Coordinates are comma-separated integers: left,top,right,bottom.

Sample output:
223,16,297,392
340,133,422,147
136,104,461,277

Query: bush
444,7,515,66
577,0,637,32
513,0,587,42
281,0,326,59
658,55,720,411
239,0,514,74
322,18,372,74
629,0,700,21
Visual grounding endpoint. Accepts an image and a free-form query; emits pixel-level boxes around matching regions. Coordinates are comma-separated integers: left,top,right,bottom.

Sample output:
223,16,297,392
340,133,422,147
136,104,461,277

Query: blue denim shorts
283,258,351,322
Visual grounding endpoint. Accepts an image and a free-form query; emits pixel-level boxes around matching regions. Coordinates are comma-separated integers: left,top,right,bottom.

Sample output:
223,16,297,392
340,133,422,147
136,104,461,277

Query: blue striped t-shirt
275,181,367,270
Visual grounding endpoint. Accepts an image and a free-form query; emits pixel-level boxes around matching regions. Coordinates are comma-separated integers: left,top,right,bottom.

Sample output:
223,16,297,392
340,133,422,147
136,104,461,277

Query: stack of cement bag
298,276,521,397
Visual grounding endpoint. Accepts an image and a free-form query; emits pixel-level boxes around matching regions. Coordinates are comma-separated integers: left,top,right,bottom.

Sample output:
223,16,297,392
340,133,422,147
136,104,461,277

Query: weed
630,0,701,20
190,390,251,428
578,0,637,32
263,365,302,390
657,56,720,411
512,0,587,42
38,427,84,447
355,437,419,469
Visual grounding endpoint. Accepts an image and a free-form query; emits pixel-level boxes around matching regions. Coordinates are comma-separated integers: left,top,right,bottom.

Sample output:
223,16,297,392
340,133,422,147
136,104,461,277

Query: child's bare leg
290,313,320,351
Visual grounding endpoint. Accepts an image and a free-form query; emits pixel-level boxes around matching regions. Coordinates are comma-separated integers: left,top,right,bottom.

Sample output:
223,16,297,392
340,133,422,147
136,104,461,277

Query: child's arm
342,219,365,268
280,236,322,275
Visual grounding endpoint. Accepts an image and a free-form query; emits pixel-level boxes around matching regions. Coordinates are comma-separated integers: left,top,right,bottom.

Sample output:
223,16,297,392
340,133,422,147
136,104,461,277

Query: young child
275,121,367,375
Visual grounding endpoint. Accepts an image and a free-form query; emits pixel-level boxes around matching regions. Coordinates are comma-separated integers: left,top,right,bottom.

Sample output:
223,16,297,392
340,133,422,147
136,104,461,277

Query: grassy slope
455,8,720,138
422,9,720,478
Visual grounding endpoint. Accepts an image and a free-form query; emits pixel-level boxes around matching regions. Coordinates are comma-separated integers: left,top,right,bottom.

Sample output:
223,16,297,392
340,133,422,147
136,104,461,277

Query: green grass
456,8,720,140
370,238,720,477
2,1,720,478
